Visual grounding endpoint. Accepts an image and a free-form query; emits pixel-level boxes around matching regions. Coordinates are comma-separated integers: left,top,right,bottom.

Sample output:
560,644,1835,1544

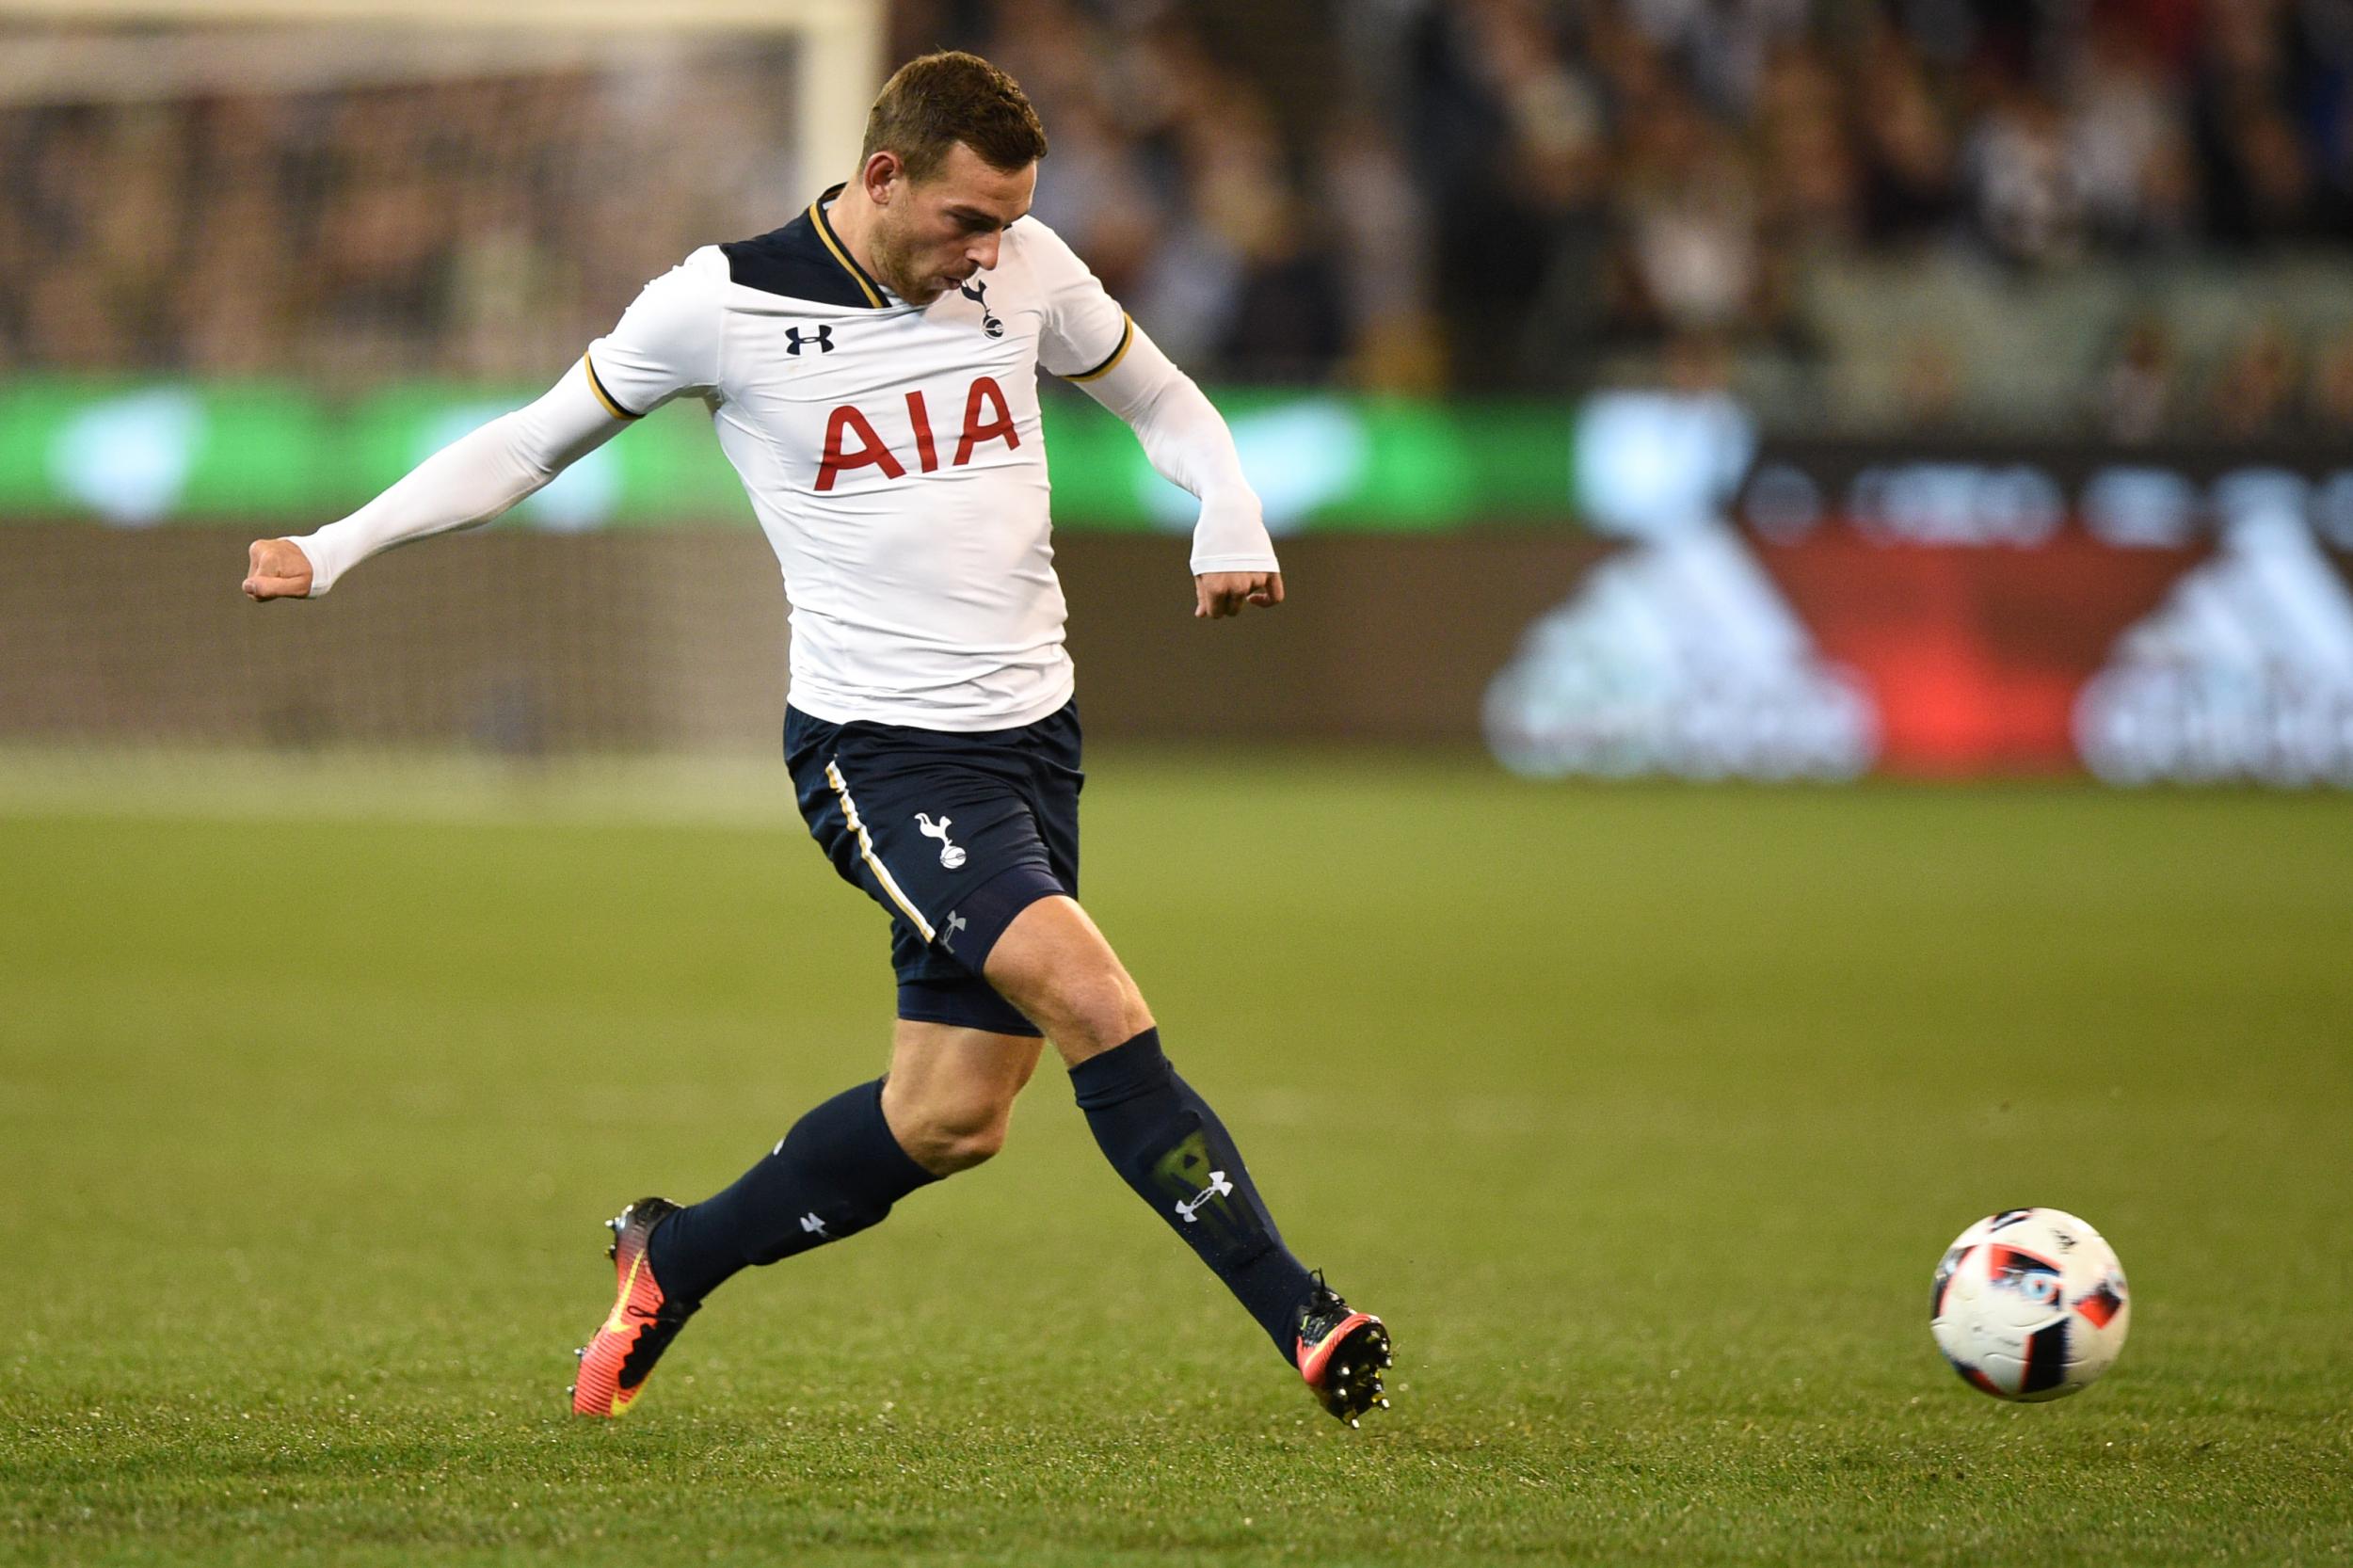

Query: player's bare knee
1034,965,1151,1063
983,897,1149,1044
921,1122,1008,1174
898,1093,1014,1174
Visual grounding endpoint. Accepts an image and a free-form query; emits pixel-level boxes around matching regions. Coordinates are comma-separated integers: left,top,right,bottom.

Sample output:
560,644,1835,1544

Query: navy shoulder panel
723,190,888,309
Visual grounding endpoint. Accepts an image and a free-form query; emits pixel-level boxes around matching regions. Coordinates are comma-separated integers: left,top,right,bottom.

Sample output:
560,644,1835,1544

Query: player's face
872,142,1035,305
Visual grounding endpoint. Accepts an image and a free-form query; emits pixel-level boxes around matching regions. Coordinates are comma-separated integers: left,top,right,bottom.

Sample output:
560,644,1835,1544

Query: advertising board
1486,401,2353,785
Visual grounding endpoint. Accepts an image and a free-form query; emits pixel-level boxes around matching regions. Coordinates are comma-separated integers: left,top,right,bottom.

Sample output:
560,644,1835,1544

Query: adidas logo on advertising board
2075,496,2353,787
1483,523,1878,782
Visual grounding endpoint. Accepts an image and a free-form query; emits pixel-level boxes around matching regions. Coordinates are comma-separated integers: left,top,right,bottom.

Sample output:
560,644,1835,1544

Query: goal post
0,0,885,767
0,0,883,197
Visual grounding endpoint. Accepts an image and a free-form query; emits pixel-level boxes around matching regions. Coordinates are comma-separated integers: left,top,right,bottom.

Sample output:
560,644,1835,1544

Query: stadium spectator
2098,315,2180,443
8,0,2353,423
1853,37,1961,244
1965,78,2087,266
2307,327,2353,432
2208,321,2300,440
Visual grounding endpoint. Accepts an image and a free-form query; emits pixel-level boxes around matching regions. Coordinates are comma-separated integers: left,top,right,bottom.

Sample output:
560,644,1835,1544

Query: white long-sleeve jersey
290,187,1275,731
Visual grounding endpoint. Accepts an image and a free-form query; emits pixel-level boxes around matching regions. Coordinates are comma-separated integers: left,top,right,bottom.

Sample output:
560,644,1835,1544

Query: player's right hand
243,538,314,600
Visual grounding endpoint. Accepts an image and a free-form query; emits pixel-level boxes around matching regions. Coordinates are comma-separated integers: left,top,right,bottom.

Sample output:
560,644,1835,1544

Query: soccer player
243,52,1390,1427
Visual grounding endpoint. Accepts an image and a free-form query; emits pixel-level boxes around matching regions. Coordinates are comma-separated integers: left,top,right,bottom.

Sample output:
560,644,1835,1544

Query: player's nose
968,232,1001,271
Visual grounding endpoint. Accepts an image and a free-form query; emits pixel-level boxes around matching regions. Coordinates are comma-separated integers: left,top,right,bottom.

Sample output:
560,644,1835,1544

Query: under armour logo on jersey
786,326,835,356
1175,1172,1234,1224
916,811,967,869
958,278,1003,339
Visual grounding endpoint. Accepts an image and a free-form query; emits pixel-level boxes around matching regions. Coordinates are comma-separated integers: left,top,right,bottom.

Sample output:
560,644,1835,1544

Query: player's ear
861,150,903,204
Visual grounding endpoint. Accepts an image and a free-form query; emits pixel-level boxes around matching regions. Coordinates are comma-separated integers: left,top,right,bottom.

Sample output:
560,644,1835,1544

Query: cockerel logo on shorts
916,812,967,869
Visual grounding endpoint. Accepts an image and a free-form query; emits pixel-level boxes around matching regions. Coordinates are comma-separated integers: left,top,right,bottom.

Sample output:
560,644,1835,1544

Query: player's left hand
1194,570,1283,619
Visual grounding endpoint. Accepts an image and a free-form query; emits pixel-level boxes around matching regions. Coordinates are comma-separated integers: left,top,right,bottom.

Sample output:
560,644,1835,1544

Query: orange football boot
569,1197,699,1418
1295,1273,1391,1428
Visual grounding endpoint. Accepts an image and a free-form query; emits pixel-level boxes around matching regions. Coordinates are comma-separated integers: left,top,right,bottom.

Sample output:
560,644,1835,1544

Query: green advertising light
0,376,1586,532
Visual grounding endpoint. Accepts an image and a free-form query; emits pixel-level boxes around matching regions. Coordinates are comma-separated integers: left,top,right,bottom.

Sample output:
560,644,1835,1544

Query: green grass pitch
4,756,2348,1565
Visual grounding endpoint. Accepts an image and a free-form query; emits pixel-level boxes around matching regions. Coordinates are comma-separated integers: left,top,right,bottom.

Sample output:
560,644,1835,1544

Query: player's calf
1066,1027,1393,1426
640,1078,943,1308
876,1027,1038,1174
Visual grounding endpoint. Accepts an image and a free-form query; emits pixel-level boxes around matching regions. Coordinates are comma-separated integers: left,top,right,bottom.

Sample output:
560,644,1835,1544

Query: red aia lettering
815,377,1018,491
954,376,1019,467
813,404,905,493
905,390,940,473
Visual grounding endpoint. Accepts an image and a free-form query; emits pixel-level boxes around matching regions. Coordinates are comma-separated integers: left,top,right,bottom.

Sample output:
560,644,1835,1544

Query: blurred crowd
934,0,2353,434
0,39,803,383
10,0,2353,438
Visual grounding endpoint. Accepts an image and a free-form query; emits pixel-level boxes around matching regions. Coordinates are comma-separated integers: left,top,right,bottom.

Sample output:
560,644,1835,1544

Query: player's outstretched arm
1071,323,1281,620
243,361,627,600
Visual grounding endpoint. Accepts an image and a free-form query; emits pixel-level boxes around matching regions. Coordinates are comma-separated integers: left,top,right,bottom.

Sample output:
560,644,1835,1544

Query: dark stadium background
7,0,2352,781
3,5,2348,1565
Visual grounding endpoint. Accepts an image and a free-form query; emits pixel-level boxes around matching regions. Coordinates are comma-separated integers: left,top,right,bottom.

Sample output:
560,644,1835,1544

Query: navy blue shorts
785,700,1082,1036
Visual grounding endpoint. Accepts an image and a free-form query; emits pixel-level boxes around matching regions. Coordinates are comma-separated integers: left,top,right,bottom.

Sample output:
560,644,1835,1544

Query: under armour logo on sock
800,1212,828,1238
786,326,834,356
1175,1171,1234,1224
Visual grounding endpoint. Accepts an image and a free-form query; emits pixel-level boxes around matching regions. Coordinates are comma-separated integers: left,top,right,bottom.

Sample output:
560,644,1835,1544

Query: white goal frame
0,0,883,198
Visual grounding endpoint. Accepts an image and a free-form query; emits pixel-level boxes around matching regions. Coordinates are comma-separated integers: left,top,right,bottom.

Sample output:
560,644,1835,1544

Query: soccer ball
1930,1208,2130,1401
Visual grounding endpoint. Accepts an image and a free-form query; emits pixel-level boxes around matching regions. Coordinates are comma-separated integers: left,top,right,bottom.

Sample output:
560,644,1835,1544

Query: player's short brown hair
860,51,1047,183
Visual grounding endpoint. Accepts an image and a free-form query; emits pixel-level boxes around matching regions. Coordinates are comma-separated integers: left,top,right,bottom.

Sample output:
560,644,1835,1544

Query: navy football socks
644,1039,1315,1362
1069,1028,1317,1360
647,1077,938,1304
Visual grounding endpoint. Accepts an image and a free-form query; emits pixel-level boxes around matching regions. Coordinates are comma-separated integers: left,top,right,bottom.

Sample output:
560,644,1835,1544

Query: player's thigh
882,1018,1044,1134
791,712,1056,975
982,895,1153,1064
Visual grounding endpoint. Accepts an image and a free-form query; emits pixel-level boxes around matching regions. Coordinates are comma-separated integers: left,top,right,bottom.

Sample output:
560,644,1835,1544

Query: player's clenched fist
243,538,314,600
1193,570,1284,620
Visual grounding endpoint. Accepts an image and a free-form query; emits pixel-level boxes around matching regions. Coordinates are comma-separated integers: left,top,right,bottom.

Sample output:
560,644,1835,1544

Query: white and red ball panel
1930,1208,2130,1401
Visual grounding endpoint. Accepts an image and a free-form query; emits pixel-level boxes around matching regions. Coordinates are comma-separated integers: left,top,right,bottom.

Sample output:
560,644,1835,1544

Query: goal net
0,0,880,782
